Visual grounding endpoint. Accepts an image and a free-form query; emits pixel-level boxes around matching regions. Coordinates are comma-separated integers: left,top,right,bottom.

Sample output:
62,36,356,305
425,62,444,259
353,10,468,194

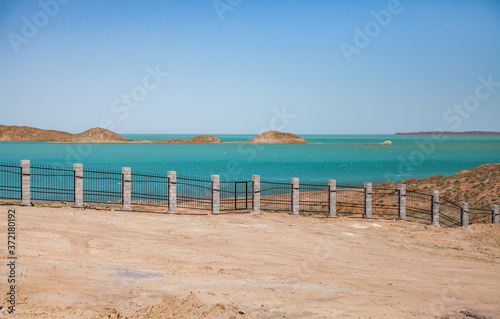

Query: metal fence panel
337,184,365,216
31,164,74,202
220,180,251,211
0,162,21,200
299,182,329,214
177,175,212,210
260,180,291,212
131,172,169,207
406,191,432,224
372,187,399,218
468,207,492,224
438,197,461,227
83,168,122,204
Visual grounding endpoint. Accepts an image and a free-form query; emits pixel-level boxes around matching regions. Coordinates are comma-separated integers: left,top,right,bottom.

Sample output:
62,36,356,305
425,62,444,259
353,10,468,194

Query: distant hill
155,135,222,143
396,131,500,135
0,125,74,142
62,128,129,142
154,131,309,144
0,125,128,142
247,131,309,144
377,163,500,208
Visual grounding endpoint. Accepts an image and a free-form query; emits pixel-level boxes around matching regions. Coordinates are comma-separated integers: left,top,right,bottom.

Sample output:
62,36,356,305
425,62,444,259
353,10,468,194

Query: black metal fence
406,190,433,224
439,197,461,227
31,164,74,202
0,161,497,227
337,184,365,216
0,162,21,200
468,207,492,224
299,182,329,214
83,168,122,205
220,179,251,211
260,180,291,212
177,175,212,210
131,171,169,207
372,187,399,218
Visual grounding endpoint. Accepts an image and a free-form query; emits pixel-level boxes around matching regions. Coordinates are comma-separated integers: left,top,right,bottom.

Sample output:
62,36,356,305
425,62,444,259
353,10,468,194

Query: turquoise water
0,135,499,184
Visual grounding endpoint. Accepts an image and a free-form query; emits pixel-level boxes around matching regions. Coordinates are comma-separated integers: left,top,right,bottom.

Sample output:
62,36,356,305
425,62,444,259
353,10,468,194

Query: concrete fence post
291,178,299,216
328,179,336,217
492,204,499,224
74,163,84,208
364,182,372,219
211,175,220,215
20,160,30,206
122,167,132,211
252,175,260,212
398,184,406,220
460,202,469,226
431,190,440,226
168,171,177,212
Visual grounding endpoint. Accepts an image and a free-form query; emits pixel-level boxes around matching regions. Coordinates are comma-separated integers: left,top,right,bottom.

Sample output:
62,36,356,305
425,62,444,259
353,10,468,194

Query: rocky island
0,125,392,145
0,125,311,144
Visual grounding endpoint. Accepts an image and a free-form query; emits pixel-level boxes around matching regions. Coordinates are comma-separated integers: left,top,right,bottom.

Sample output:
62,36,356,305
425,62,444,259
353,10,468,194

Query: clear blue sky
1,0,499,134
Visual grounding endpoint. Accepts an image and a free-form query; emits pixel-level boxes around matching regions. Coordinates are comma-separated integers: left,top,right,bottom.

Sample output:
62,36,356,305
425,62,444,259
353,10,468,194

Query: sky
0,0,499,134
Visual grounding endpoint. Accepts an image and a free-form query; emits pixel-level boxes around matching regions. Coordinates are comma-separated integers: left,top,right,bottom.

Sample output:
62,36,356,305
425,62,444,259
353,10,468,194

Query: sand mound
0,125,73,142
458,224,500,248
156,135,222,143
62,127,129,142
97,292,251,319
247,131,308,144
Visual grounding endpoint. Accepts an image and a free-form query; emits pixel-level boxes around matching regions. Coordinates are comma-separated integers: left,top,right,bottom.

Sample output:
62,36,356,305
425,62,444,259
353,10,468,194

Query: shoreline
3,140,394,145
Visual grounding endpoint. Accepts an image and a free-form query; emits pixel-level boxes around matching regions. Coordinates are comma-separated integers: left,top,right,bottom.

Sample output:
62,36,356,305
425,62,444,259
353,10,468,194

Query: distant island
0,125,311,144
0,125,393,145
396,131,500,135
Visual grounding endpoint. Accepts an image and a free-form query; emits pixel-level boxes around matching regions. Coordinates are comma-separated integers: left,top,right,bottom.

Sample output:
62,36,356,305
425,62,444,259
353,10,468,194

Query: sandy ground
0,206,499,318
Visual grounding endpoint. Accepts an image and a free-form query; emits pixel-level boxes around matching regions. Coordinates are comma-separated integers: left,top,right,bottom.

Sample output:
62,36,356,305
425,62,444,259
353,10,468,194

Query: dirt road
0,206,499,318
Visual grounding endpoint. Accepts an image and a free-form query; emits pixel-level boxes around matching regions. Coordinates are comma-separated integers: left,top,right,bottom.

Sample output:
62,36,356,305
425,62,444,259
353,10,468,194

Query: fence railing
260,180,291,212
220,179,251,211
131,171,169,207
406,190,433,224
299,182,329,214
31,164,75,203
337,184,365,216
177,175,212,210
0,162,21,200
83,167,123,205
0,160,498,227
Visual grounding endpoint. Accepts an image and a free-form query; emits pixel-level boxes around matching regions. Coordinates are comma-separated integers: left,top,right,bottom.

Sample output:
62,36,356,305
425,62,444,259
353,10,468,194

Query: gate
220,180,251,211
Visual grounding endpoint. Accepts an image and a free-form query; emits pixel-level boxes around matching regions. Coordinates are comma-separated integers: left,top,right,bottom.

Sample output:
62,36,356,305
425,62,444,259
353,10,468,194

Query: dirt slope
378,163,500,208
247,131,308,144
